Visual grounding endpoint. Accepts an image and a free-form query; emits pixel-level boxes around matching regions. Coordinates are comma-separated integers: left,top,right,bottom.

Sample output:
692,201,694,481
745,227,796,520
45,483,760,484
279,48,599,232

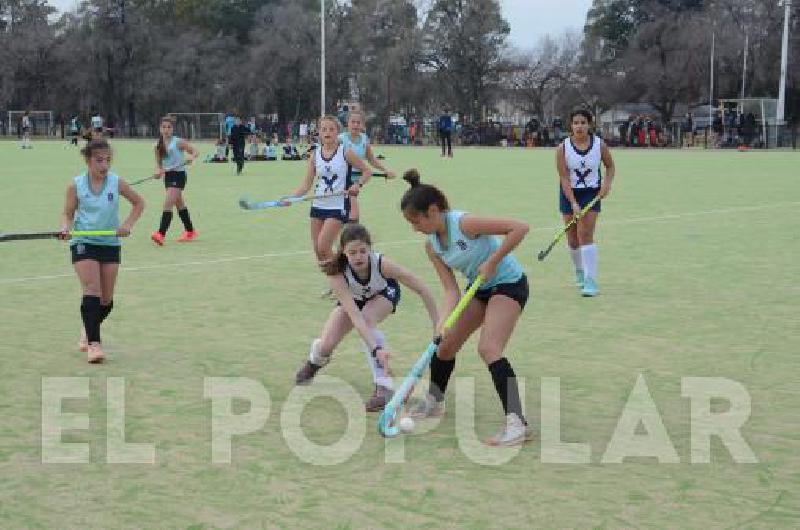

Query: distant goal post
166,113,225,140
7,111,54,137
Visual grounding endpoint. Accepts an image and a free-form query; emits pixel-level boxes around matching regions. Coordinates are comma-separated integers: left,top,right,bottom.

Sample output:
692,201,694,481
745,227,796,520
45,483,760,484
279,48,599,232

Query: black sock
99,300,114,324
488,358,525,423
158,210,173,235
80,295,102,343
429,355,456,402
177,208,194,232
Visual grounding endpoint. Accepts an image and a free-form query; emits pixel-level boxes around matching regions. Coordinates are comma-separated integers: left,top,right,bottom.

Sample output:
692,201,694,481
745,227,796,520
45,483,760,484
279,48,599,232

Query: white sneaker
407,393,445,419
486,413,535,446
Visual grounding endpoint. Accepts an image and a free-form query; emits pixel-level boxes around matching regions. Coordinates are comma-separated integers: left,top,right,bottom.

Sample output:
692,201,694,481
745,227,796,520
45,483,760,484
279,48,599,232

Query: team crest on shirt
321,174,338,193
107,192,114,202
574,161,591,187
456,239,468,251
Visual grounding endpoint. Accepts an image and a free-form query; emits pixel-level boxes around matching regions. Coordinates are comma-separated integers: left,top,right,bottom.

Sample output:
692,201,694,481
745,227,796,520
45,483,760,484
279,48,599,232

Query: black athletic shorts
164,170,187,190
473,274,529,310
70,243,121,264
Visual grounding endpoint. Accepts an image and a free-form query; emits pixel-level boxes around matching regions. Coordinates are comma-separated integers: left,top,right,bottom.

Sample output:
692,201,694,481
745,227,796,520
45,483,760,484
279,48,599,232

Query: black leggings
232,145,245,172
439,131,452,156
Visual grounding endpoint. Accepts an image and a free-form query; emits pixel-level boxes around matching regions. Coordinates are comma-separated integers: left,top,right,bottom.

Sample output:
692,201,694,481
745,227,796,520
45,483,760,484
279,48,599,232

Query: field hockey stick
129,163,186,186
238,190,346,211
537,194,601,262
378,275,485,438
0,230,117,242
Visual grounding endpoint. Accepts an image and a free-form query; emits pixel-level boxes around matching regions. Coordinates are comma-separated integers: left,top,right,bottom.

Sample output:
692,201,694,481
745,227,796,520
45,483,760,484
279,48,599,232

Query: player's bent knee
477,343,505,363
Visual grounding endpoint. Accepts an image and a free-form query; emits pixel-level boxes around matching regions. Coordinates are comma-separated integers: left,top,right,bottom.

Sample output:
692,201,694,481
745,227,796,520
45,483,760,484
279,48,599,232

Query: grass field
1,139,798,529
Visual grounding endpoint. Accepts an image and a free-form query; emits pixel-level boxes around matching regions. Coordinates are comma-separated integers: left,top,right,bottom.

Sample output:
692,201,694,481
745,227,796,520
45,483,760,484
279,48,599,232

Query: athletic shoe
365,385,394,412
78,327,88,353
575,269,585,288
295,361,322,385
150,232,165,246
407,393,444,419
177,230,198,242
581,277,599,297
485,413,535,447
87,342,105,364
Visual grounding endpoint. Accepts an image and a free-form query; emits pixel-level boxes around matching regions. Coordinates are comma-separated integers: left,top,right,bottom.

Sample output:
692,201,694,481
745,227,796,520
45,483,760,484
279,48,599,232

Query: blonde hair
318,115,340,131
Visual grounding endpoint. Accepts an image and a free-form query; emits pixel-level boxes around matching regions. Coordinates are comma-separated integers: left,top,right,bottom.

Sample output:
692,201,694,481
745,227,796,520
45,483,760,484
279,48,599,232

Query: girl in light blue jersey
151,116,199,246
338,109,396,222
400,169,533,447
59,139,145,363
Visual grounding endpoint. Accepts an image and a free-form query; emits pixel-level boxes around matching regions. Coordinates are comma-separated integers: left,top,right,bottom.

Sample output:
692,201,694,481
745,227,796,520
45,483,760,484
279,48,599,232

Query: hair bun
403,169,421,187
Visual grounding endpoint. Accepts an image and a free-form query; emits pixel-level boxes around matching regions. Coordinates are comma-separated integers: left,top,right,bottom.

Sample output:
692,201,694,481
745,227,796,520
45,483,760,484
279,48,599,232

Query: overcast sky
48,0,593,49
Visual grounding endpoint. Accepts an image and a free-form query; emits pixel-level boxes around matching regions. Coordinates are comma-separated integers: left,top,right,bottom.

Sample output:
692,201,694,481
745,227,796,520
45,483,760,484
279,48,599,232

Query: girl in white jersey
59,139,145,363
556,109,615,297
150,116,199,246
286,115,372,272
295,223,439,411
338,109,396,222
20,111,32,149
400,170,533,446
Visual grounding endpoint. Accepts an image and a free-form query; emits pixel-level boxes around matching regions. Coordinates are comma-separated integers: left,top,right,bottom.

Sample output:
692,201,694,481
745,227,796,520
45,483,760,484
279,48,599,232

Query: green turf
1,140,798,528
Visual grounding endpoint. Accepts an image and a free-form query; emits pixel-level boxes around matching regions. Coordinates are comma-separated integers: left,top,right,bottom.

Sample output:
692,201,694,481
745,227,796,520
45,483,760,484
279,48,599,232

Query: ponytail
400,169,449,214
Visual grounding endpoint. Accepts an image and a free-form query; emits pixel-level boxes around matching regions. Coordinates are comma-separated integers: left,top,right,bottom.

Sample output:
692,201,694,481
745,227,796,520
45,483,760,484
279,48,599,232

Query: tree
423,0,510,121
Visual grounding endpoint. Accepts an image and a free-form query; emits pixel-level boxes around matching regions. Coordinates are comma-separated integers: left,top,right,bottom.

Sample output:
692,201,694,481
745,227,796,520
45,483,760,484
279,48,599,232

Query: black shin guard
177,208,194,232
488,358,525,423
99,300,114,324
158,211,173,235
80,295,102,343
429,355,456,402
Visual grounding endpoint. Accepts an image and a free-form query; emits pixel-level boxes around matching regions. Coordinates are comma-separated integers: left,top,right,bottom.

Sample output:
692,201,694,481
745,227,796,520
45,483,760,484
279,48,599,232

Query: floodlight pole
741,33,748,101
709,31,715,135
321,0,326,116
776,0,792,125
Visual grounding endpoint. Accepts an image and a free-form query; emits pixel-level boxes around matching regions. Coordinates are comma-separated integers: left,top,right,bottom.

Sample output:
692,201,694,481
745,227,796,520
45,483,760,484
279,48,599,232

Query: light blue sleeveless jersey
162,136,185,171
338,132,368,181
71,173,120,247
428,210,523,289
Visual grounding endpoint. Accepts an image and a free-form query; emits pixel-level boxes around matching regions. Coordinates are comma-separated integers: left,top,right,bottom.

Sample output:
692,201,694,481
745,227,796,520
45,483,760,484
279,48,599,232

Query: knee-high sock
429,354,456,401
99,300,113,323
177,208,194,232
80,295,102,343
488,357,525,423
361,330,393,390
158,211,173,235
308,338,331,367
580,244,598,280
570,246,583,273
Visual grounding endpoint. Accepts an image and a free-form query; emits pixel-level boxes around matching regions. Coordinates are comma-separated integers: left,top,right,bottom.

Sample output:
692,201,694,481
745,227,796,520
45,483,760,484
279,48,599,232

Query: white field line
1,201,795,286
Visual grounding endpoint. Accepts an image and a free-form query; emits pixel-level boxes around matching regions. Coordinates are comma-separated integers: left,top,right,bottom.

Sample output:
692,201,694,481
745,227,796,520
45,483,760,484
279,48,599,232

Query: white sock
308,338,331,367
580,244,598,280
361,330,393,390
569,247,583,273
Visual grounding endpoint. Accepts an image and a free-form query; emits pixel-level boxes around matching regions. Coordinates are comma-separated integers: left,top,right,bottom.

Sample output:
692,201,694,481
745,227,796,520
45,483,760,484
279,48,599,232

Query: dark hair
400,169,449,214
570,109,594,124
156,116,175,160
324,223,372,276
81,139,112,160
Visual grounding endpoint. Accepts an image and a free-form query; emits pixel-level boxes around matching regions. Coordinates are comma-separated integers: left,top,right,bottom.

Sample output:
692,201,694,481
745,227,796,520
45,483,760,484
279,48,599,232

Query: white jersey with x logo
565,135,602,189
313,142,350,211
